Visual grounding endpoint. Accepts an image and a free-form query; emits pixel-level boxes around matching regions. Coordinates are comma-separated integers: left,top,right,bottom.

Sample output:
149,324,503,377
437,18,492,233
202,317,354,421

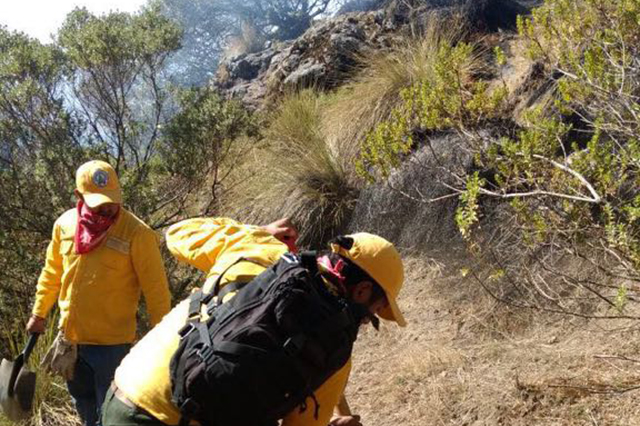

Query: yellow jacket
33,208,171,344
115,217,351,426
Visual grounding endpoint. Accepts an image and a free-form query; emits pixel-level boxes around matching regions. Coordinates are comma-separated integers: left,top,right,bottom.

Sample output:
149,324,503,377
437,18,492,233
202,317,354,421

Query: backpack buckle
197,344,215,366
283,334,306,356
178,323,196,340
179,397,200,420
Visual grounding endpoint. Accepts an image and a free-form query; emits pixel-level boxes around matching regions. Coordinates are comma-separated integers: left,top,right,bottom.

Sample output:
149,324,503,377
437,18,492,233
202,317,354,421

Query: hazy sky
1,0,147,43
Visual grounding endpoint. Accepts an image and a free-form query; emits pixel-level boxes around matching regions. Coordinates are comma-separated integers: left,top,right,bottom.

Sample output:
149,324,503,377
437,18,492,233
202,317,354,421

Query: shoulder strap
181,256,273,334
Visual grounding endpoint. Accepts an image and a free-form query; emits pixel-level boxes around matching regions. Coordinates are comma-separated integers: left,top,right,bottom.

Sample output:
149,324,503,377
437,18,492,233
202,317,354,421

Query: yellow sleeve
166,217,250,271
132,227,171,327
32,221,63,318
282,359,352,426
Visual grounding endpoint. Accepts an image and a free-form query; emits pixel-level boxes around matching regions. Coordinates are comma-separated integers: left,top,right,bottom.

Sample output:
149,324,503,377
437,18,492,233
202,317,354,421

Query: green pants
101,387,166,426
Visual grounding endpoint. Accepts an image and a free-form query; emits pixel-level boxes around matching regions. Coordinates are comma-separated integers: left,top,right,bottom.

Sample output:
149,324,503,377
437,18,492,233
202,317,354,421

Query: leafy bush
355,0,640,317
465,0,640,314
0,28,86,333
159,86,257,219
324,28,461,161
356,35,506,181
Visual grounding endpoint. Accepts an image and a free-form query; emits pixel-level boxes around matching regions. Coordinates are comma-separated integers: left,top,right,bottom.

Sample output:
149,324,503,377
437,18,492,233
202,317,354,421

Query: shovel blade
0,359,31,421
14,368,36,411
0,358,13,397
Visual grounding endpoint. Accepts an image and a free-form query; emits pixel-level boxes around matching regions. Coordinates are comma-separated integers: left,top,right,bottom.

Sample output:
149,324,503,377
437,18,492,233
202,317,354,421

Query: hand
329,415,362,426
262,218,299,252
26,314,46,334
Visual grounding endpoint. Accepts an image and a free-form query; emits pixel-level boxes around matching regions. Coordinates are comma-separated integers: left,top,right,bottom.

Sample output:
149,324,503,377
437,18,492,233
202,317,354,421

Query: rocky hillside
213,0,537,109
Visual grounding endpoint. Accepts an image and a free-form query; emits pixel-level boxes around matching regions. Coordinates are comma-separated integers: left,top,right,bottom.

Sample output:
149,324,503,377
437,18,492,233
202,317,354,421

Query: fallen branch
593,354,640,364
547,383,640,395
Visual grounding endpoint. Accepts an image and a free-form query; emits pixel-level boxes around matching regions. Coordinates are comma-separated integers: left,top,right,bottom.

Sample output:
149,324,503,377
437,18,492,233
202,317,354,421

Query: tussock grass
227,90,358,246
224,22,265,58
226,24,481,244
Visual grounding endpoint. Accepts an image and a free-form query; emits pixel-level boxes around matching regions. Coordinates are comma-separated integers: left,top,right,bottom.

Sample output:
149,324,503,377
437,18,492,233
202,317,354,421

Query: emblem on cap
92,170,109,188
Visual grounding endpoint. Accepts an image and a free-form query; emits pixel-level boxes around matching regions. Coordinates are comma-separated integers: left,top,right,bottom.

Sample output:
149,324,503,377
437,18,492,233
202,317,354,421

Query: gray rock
214,11,397,108
226,48,277,81
283,62,326,88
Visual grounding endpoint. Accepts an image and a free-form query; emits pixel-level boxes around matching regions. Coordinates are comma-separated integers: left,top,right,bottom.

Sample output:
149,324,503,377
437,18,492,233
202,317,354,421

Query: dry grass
224,25,483,245
324,18,469,162
348,257,640,426
0,318,80,426
225,89,359,246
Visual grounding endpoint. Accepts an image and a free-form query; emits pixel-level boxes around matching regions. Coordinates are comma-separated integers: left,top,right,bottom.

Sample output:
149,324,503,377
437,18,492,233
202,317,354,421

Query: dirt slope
347,257,640,426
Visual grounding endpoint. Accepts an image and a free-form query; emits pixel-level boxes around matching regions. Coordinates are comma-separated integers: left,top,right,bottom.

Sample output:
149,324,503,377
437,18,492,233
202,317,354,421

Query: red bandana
317,255,348,294
74,200,119,254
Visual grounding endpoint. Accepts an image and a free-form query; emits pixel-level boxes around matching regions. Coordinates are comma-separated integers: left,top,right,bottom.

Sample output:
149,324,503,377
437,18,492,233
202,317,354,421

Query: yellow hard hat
330,233,406,327
75,160,122,208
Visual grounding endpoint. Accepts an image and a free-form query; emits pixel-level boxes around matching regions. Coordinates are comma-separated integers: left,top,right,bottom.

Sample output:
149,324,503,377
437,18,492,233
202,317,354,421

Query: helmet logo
92,170,109,188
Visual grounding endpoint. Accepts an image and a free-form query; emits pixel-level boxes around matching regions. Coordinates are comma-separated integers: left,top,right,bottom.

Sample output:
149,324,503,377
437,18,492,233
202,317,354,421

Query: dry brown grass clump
224,22,266,58
225,89,359,246
225,25,481,245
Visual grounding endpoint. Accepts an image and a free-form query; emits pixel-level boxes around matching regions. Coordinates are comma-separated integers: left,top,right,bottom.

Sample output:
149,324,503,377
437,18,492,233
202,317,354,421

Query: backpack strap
299,251,318,273
179,257,248,342
216,281,247,302
183,256,268,325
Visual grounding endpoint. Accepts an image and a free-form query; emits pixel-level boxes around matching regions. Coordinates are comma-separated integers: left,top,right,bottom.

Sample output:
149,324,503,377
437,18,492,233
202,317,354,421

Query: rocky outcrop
213,0,540,109
348,133,470,252
214,11,400,109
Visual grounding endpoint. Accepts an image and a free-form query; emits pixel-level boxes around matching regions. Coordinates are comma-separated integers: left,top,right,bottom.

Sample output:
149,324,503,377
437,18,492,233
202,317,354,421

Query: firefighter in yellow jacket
26,160,171,426
102,216,406,426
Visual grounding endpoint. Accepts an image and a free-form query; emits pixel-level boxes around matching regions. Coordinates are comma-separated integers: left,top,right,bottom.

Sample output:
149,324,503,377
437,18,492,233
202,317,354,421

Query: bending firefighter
103,217,406,426
27,160,171,426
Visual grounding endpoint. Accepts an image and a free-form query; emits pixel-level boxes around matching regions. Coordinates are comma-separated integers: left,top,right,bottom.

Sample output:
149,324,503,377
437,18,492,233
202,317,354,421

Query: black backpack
170,252,366,426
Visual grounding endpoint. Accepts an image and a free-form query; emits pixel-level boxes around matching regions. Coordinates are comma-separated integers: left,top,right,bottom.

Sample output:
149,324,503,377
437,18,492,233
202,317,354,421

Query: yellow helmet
330,233,406,327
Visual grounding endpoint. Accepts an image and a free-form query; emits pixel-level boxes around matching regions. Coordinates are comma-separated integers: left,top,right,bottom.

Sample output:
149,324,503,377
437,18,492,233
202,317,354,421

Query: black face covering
369,314,380,330
349,301,380,331
329,237,383,331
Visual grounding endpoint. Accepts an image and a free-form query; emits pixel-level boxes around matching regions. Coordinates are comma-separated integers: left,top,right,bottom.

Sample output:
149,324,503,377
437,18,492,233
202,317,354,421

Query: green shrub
324,28,463,161
159,86,257,218
458,0,640,315
484,0,640,270
356,37,506,182
353,0,640,316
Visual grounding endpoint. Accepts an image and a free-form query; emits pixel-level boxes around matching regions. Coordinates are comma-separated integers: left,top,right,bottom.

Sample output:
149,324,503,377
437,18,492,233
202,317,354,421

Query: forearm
166,217,245,271
32,279,60,318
